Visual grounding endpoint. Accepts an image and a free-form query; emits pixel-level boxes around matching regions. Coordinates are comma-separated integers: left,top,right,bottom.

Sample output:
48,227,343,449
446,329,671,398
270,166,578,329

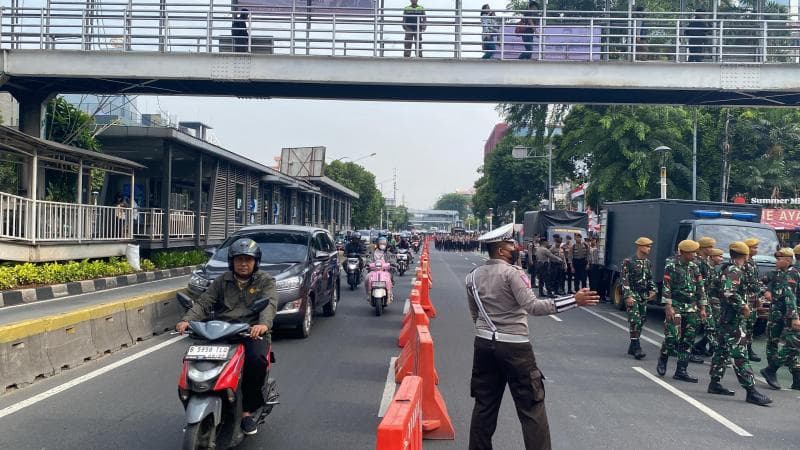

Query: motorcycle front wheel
183,415,217,450
374,297,383,316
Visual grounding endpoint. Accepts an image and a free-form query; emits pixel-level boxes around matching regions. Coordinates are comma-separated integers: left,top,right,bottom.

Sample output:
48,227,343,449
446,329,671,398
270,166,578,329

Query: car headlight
276,276,303,291
189,272,211,289
278,298,303,314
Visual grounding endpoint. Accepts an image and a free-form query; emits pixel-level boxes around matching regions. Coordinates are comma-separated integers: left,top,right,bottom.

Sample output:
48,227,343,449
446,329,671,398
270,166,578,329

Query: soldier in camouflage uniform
794,244,800,271
622,237,657,360
707,241,772,405
656,240,708,383
760,248,800,390
703,248,725,359
742,238,765,362
691,237,717,360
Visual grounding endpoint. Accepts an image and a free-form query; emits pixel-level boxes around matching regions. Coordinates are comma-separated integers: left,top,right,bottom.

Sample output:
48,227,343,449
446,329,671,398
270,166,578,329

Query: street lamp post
511,200,518,224
488,208,494,231
513,145,553,210
333,152,377,164
653,146,672,199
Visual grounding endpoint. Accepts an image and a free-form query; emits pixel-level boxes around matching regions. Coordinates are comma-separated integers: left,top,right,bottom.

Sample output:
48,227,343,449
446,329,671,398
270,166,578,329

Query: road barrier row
0,290,182,394
377,238,454,449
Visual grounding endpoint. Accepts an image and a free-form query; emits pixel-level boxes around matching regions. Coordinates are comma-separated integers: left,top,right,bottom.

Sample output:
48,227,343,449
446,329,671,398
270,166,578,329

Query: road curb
0,265,200,308
0,289,185,394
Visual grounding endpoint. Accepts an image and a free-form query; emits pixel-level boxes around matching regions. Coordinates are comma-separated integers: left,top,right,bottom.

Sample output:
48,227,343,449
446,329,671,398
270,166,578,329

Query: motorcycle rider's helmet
227,237,262,273
350,232,361,242
377,236,388,251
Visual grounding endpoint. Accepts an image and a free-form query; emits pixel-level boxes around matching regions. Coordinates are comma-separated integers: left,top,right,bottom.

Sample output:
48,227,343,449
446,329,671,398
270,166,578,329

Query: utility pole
393,168,397,209
721,110,731,202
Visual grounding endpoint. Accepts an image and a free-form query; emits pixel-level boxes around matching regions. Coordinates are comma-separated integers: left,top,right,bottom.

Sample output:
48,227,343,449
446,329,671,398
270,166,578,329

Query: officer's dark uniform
466,223,578,450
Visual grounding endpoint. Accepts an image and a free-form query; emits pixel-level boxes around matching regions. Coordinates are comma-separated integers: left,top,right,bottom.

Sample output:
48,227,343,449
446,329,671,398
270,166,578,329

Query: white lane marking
378,357,398,418
548,315,563,322
609,311,663,338
580,307,660,347
1,276,190,311
0,335,186,420
632,366,752,437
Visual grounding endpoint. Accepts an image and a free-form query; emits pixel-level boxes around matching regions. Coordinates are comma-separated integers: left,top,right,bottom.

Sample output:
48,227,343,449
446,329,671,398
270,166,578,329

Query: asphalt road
0,252,798,449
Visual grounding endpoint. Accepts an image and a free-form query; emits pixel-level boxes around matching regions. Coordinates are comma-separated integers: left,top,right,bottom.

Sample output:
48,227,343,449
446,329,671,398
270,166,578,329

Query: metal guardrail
133,207,207,240
1,3,800,63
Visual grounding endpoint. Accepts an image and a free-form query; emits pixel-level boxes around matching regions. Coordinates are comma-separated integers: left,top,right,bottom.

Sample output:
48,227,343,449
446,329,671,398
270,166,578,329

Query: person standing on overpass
465,223,599,450
402,0,426,57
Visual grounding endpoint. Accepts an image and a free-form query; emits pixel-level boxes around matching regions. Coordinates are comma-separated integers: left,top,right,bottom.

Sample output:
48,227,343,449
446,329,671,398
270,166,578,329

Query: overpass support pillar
13,91,55,138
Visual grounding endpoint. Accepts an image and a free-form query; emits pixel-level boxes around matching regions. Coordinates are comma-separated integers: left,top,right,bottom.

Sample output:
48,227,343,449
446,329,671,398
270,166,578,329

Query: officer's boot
759,363,782,390
673,361,698,383
656,354,668,376
791,370,800,390
747,344,762,362
745,386,772,406
633,340,646,360
707,378,735,396
627,340,636,357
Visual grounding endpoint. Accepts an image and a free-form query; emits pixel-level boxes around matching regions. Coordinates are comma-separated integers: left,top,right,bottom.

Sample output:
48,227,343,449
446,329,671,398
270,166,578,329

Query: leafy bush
140,258,156,272
150,249,207,269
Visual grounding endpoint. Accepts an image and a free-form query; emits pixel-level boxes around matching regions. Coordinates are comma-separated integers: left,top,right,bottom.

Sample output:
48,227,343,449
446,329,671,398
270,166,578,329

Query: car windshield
213,231,309,264
694,224,779,263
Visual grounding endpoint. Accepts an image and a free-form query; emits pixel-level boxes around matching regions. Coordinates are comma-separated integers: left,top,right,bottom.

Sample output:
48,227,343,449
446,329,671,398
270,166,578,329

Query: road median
0,289,184,394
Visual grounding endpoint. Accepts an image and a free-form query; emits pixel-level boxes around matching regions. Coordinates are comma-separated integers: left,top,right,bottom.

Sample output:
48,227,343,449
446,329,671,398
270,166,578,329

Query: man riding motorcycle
344,233,366,270
175,238,278,436
398,236,414,263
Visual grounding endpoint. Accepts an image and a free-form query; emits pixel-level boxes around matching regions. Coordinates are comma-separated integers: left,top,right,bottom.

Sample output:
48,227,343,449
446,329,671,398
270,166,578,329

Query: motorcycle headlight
347,263,358,270
187,363,225,383
276,276,303,291
188,272,211,289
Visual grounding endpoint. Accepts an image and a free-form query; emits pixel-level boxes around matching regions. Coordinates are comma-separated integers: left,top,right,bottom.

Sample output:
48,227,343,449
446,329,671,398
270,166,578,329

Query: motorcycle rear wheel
183,416,217,450
374,298,383,316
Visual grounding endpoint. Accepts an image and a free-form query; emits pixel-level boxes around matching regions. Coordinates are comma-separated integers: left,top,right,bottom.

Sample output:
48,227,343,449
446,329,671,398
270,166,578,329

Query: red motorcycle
178,316,278,449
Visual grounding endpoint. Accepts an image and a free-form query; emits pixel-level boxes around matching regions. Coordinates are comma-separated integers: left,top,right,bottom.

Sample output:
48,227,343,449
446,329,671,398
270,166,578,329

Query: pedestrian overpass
3,1,800,136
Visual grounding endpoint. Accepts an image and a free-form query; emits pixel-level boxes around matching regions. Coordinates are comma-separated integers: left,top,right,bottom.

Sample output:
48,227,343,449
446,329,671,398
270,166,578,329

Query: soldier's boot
627,340,636,357
656,354,668,376
673,361,698,383
747,344,762,362
791,370,800,390
759,364,782,390
633,340,646,360
707,379,735,396
688,353,705,364
745,386,772,406
692,336,708,356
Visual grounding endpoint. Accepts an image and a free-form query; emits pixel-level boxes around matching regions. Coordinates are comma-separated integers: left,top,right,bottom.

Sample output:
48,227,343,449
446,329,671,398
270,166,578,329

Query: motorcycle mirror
176,291,194,310
315,250,330,260
250,297,270,313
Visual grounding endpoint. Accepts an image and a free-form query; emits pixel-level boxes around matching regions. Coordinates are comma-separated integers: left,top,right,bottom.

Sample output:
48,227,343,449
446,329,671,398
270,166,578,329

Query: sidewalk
0,275,188,327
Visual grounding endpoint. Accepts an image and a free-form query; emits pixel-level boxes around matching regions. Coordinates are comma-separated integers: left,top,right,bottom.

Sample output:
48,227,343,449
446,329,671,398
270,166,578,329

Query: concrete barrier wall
0,289,182,394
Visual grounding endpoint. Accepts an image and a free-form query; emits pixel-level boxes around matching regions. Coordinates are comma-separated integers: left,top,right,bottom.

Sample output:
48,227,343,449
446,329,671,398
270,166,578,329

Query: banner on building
489,25,601,61
234,0,376,14
761,209,800,230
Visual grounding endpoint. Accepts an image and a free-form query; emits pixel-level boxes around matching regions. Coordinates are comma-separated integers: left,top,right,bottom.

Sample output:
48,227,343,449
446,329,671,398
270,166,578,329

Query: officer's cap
677,240,700,252
794,244,800,255
697,237,716,248
729,241,750,255
744,238,760,247
477,223,516,244
775,248,794,258
634,237,653,246
708,248,724,257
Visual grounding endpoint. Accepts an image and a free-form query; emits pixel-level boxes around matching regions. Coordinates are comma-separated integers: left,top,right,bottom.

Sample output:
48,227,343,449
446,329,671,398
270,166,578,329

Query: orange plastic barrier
376,376,423,450
399,294,429,348
417,326,455,440
395,316,438,385
416,276,437,319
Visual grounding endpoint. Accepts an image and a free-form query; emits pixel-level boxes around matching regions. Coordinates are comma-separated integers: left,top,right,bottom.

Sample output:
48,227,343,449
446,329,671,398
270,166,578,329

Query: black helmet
227,237,262,272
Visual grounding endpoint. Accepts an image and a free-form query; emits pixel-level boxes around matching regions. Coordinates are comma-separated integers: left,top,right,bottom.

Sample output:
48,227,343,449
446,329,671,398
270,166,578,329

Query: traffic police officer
656,239,707,383
465,223,599,450
535,238,562,298
621,236,656,360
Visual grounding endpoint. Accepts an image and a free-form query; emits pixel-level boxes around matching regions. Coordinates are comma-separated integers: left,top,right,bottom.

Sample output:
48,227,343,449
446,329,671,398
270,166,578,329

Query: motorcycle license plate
185,345,230,360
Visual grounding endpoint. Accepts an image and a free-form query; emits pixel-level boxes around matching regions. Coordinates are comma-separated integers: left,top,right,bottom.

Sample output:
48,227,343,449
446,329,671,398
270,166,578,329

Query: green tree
433,193,470,218
325,160,383,228
391,205,410,231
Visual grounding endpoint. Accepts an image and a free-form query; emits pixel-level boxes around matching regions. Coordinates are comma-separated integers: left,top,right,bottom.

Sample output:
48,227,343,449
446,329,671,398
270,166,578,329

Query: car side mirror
250,297,269,313
205,247,217,257
315,250,330,260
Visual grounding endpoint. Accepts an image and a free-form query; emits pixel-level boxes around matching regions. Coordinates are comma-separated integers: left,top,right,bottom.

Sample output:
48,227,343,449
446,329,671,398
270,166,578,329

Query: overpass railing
1,3,800,63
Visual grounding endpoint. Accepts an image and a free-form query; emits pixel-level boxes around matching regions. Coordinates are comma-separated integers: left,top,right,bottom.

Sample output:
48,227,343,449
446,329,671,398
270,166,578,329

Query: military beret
775,248,794,258
744,238,760,247
677,240,700,252
697,237,716,248
635,237,653,246
794,244,800,255
729,241,750,255
708,248,724,256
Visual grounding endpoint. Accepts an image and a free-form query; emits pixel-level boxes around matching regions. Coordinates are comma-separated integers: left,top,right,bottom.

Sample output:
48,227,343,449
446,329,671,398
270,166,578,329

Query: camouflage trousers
697,303,720,355
765,312,800,371
659,306,698,363
626,295,648,339
743,298,758,346
709,314,754,388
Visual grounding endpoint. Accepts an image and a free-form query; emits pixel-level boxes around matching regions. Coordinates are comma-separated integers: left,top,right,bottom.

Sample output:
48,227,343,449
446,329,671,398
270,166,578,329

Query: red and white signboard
761,209,800,230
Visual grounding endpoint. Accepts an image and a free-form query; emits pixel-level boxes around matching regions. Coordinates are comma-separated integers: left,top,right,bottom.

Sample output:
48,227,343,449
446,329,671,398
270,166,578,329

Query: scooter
179,312,279,449
345,253,363,290
365,261,393,316
396,249,410,276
